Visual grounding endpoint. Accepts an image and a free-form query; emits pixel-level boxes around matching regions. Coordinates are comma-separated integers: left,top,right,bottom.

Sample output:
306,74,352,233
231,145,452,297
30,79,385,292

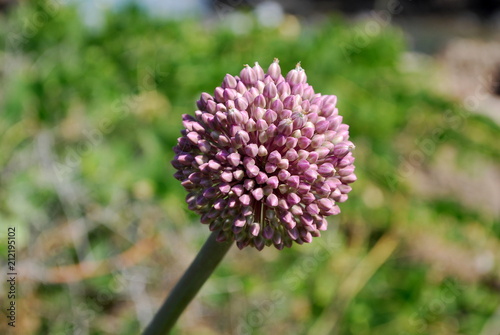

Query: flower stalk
143,231,233,335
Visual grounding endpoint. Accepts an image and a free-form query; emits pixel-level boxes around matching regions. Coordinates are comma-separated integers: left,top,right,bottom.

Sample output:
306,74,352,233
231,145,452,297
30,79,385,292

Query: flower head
172,59,356,250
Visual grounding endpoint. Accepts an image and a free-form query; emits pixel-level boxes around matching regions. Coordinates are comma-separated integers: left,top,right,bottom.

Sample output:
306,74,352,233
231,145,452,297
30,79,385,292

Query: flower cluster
172,59,356,250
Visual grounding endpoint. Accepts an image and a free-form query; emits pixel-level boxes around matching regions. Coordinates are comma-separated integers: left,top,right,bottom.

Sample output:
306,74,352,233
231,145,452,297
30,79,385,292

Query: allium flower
172,59,356,250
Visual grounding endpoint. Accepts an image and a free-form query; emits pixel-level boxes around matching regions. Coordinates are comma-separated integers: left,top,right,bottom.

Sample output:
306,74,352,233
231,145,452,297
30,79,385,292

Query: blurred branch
22,236,159,283
308,232,400,335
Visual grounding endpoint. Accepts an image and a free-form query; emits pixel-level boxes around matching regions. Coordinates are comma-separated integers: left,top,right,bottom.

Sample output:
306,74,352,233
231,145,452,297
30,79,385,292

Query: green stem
143,231,233,335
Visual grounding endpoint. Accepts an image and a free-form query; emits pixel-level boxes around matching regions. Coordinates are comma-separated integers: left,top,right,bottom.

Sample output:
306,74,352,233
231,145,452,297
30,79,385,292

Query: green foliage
0,2,498,335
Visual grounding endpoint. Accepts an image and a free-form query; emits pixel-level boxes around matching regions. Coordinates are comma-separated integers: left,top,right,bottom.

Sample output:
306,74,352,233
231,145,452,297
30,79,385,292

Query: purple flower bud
270,99,283,114
284,175,299,189
172,60,355,250
245,118,256,132
277,81,291,98
277,119,293,136
258,145,268,157
287,193,301,206
318,163,335,177
227,152,241,166
251,188,264,201
268,150,282,164
222,74,237,89
333,142,354,157
321,103,336,117
235,97,249,111
266,193,278,207
255,171,268,184
253,62,265,80
277,158,289,169
298,136,311,149
246,165,260,178
256,119,268,131
239,194,251,206
235,130,250,145
304,169,318,182
341,174,357,184
307,151,319,164
278,169,291,181
338,166,355,176
263,82,277,99
267,58,281,81
253,94,266,108
240,64,257,86
265,162,277,174
266,176,279,189
301,125,315,139
263,109,278,124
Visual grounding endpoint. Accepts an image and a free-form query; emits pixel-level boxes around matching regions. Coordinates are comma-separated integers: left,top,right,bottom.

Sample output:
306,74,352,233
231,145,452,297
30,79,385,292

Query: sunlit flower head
172,59,356,250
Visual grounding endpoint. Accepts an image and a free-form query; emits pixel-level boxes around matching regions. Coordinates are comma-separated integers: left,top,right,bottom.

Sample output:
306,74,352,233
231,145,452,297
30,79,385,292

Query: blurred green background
1,1,499,334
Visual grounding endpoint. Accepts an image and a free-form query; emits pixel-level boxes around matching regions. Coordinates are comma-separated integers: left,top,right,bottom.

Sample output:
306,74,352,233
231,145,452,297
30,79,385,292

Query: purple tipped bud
277,159,289,169
333,142,354,157
301,125,315,139
222,74,237,89
283,95,296,110
251,188,264,201
253,94,266,108
258,145,268,157
227,152,241,166
256,119,268,131
263,225,274,239
235,97,249,111
235,130,250,145
278,169,291,181
253,62,265,80
249,222,261,236
263,109,278,124
173,60,355,250
298,136,311,149
317,198,334,211
268,150,282,164
265,162,277,174
304,169,318,182
311,134,325,148
255,171,268,184
306,203,319,215
287,193,301,205
239,194,251,206
286,175,300,189
246,165,260,178
243,144,257,157
270,99,283,113
297,159,310,171
292,112,307,129
267,58,281,81
318,163,335,177
321,103,336,117
223,88,237,102
266,176,279,189
338,166,355,176
277,81,291,98
341,174,357,184
240,65,257,86
263,82,277,99
221,171,233,182
277,119,293,136
286,137,298,149
266,193,279,207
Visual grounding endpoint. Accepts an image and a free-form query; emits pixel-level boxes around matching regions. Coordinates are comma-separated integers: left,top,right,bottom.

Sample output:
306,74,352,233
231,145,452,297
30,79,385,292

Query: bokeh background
1,0,499,334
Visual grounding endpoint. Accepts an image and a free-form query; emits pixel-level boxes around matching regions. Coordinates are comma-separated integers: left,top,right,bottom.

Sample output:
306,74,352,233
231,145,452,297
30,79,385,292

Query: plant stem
143,231,233,335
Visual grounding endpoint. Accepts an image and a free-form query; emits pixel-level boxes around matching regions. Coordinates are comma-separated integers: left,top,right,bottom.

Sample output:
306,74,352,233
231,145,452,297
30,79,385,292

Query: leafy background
0,1,499,334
